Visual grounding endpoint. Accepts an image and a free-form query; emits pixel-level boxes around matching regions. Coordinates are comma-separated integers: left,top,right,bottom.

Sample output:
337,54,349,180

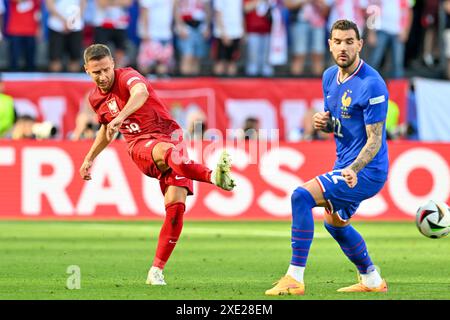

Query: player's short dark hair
330,19,361,40
83,44,112,64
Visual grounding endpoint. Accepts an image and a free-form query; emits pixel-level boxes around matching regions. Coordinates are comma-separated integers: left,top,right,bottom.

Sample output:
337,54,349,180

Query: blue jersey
322,59,389,181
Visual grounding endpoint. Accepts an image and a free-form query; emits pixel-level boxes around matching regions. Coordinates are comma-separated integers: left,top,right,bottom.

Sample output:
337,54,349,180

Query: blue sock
290,187,316,267
324,222,373,274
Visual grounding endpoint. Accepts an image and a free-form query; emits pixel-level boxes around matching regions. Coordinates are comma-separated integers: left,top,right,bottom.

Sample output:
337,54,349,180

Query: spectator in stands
444,0,450,79
93,0,133,68
70,92,98,140
186,107,207,140
137,0,175,77
284,0,328,76
367,0,413,79
421,0,439,68
385,99,400,139
242,117,259,140
5,0,41,71
0,74,16,138
212,0,244,76
174,0,211,76
83,0,97,47
244,0,273,77
46,0,86,72
11,115,35,139
325,0,367,36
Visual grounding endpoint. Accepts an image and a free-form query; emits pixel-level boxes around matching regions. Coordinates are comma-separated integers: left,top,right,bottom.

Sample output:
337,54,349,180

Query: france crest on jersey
322,59,389,182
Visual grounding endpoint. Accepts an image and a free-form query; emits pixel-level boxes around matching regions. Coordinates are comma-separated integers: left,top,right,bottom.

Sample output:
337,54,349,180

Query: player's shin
288,187,316,283
164,147,212,183
324,222,382,287
152,202,185,270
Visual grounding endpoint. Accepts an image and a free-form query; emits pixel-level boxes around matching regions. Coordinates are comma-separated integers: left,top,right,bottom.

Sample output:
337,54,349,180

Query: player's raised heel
337,279,388,292
265,275,305,296
146,267,167,286
211,151,236,191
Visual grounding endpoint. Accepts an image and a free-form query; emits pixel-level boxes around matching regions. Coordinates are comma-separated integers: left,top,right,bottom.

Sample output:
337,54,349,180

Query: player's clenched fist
80,159,93,180
106,116,123,141
313,111,330,131
341,168,357,188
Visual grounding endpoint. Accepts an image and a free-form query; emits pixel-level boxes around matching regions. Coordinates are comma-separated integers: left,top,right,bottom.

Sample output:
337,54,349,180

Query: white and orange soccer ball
416,200,450,239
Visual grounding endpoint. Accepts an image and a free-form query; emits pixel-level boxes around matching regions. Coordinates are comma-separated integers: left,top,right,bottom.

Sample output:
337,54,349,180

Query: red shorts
129,137,194,196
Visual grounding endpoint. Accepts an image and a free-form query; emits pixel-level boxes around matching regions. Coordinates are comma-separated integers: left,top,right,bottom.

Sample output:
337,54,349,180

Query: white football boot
146,267,167,286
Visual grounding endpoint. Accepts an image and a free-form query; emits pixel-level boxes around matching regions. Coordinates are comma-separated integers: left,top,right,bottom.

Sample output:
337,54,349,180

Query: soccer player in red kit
79,44,235,285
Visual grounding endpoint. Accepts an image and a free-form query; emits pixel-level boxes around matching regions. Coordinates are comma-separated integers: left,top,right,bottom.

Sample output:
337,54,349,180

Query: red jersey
6,0,40,36
244,0,272,34
88,68,181,150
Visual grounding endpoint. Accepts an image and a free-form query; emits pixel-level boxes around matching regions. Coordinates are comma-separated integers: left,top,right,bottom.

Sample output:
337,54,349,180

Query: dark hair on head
330,19,361,40
83,44,112,64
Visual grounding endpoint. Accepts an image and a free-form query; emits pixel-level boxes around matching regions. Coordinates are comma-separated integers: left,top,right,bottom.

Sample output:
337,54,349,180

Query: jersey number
125,123,141,133
332,117,343,138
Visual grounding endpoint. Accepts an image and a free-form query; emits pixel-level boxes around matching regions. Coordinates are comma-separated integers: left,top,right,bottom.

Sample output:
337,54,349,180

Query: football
416,200,450,239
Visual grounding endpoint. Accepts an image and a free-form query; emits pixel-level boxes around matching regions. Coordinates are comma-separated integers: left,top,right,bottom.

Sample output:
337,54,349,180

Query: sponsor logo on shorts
175,176,185,180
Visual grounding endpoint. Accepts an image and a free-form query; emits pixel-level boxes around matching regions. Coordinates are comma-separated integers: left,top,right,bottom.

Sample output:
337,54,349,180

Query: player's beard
334,52,357,69
97,77,113,92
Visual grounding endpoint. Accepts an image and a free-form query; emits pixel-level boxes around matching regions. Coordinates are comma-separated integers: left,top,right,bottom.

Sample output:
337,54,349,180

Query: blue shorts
315,169,386,221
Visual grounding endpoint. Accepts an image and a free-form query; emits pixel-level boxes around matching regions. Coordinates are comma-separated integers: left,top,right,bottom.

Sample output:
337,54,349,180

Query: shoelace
153,271,165,282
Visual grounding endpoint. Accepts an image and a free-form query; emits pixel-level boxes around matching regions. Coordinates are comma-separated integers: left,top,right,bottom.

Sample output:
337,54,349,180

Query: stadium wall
0,140,448,221
3,75,409,140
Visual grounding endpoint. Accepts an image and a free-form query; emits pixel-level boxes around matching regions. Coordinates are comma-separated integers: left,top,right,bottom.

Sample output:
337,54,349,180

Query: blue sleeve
322,70,330,113
362,78,388,125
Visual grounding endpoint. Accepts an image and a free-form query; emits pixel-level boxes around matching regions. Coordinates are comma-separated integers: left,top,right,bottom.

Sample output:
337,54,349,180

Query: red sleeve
118,69,148,92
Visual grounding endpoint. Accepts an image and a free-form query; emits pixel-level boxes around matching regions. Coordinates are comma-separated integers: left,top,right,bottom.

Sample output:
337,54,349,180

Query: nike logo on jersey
326,95,331,99
175,176,185,180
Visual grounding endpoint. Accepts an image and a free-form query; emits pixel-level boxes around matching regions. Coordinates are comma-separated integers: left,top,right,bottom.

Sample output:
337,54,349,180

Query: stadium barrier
4,75,409,140
0,140,448,221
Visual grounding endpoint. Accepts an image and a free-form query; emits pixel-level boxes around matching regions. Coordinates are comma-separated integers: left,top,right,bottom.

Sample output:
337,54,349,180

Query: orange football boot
265,275,305,296
337,278,388,293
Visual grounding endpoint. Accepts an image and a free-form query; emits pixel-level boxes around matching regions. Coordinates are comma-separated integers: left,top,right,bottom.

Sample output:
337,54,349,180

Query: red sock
164,146,212,183
152,202,185,269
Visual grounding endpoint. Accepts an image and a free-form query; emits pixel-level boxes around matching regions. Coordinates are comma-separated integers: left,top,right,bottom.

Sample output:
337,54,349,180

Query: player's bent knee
152,142,174,171
324,212,350,227
291,187,315,210
153,142,174,161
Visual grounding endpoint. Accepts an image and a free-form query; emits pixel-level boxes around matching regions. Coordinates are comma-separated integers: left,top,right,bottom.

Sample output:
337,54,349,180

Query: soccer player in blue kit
266,19,389,295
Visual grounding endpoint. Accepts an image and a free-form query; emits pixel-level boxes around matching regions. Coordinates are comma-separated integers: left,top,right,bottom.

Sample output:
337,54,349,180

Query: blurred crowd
0,0,447,143
0,0,448,79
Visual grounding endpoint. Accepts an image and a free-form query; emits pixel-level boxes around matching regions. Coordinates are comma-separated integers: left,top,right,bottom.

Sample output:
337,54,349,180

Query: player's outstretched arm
342,121,384,187
80,124,110,180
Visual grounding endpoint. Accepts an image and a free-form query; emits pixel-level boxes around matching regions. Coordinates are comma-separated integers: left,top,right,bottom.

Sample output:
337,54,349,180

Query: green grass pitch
0,220,449,300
